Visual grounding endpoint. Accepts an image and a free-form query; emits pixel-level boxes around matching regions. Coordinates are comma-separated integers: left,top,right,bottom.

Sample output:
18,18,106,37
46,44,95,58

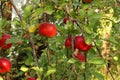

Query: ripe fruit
74,53,85,62
82,0,93,3
64,35,92,51
0,34,12,50
65,36,72,48
74,35,92,51
38,22,57,38
27,77,36,80
63,17,69,24
0,58,11,73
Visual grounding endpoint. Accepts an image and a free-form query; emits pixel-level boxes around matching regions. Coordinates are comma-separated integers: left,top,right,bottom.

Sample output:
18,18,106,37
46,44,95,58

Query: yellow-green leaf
20,65,29,72
45,68,56,76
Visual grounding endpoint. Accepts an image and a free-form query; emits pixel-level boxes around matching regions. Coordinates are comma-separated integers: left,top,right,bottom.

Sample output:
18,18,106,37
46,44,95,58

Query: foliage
0,0,120,80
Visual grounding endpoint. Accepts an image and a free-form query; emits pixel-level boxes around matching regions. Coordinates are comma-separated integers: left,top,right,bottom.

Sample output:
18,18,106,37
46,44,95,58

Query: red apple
74,35,92,51
27,77,36,80
63,17,69,24
74,53,85,62
38,22,57,38
0,58,11,73
0,34,12,50
82,0,93,3
65,36,72,48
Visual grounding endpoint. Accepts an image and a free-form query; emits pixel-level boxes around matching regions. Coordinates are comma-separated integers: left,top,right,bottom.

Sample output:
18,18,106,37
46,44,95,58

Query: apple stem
71,35,75,52
46,39,50,64
59,64,73,80
75,21,85,35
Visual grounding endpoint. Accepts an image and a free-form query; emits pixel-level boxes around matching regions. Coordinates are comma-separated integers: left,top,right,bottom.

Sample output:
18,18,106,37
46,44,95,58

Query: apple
27,77,36,80
82,0,93,3
0,58,11,73
65,36,72,48
74,35,92,51
63,17,69,24
0,34,12,50
63,17,76,24
74,53,85,62
64,35,92,51
38,22,57,38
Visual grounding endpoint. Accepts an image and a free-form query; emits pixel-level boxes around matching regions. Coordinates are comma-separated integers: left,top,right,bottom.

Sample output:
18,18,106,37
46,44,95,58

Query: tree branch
9,0,22,21
93,40,115,80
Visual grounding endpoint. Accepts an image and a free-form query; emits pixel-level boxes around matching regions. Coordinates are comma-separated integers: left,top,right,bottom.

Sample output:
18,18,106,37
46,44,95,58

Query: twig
93,40,115,80
75,21,85,35
84,52,88,80
59,64,73,80
46,40,50,65
28,32,40,77
9,0,22,21
73,64,79,80
68,64,74,80
10,0,40,77
75,0,81,12
0,1,3,18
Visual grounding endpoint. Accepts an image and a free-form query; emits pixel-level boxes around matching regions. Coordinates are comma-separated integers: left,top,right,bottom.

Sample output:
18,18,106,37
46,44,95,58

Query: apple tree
0,0,120,80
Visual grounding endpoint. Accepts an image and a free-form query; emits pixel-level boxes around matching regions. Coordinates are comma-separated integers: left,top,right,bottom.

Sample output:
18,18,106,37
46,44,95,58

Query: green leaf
32,8,43,18
0,18,7,28
23,4,33,20
67,58,76,64
84,26,92,34
24,53,34,66
32,67,43,72
37,78,41,80
88,57,104,65
92,72,104,80
45,68,56,76
20,65,29,72
79,9,86,17
87,9,95,16
44,5,54,15
0,76,3,80
32,67,43,75
6,37,22,44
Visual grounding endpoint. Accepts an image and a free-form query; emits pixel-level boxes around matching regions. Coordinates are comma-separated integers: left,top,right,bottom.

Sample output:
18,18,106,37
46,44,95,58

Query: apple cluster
65,35,92,62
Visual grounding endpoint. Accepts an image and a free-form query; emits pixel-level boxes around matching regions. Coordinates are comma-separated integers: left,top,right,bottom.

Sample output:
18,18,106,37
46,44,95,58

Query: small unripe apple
38,22,57,38
0,58,11,73
0,34,12,50
63,17,76,24
63,17,69,24
74,53,85,62
27,77,36,80
82,0,93,3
